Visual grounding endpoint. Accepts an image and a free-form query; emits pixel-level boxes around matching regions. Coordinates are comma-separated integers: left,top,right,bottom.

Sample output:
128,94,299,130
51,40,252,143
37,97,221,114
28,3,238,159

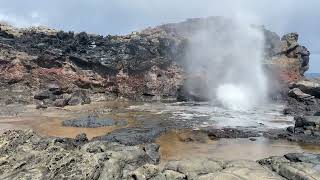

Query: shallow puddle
156,130,320,161
1,101,320,161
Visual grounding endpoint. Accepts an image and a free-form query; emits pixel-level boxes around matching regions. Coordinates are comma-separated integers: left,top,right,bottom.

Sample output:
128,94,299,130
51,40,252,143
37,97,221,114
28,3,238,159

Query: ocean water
128,102,293,131
305,73,320,78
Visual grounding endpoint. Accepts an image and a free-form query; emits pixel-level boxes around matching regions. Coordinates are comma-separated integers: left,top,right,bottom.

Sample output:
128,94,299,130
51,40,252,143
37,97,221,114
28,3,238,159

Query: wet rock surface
62,116,127,128
284,79,320,117
92,127,168,146
264,116,320,144
202,128,261,139
2,130,318,180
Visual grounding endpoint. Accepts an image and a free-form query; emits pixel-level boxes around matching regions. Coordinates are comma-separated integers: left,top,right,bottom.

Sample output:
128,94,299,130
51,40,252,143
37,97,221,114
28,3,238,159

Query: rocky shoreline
0,17,310,106
0,130,319,180
1,17,320,179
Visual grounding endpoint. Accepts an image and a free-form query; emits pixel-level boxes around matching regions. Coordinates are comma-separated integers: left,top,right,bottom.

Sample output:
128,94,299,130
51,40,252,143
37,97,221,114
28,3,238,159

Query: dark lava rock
202,128,261,139
284,153,320,164
62,116,127,128
34,90,52,100
264,116,320,144
92,127,167,146
48,83,63,95
67,90,91,106
291,80,320,98
284,95,320,116
284,81,320,116
75,133,89,144
34,88,91,108
53,98,68,107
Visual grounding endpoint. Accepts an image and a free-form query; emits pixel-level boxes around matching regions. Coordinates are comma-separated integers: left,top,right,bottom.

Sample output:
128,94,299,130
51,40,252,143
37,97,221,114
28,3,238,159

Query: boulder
294,116,320,136
284,84,320,116
288,88,314,100
67,90,91,106
291,80,320,98
264,116,320,144
34,90,52,100
53,98,68,107
48,83,63,95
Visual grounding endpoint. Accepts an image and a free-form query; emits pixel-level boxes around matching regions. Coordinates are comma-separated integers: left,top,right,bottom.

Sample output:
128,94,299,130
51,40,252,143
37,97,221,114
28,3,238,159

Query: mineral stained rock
0,17,310,105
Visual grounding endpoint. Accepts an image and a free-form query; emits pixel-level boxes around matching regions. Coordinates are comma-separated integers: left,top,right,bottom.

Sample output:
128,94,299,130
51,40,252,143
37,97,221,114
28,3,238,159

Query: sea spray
185,18,268,110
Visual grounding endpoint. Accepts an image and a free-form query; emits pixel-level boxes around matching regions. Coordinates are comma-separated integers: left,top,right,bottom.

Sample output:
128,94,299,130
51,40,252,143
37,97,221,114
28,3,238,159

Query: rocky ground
0,130,319,180
265,79,320,145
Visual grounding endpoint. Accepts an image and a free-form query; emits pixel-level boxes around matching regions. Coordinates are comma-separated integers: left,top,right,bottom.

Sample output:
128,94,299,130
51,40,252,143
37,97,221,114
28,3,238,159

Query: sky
0,0,319,72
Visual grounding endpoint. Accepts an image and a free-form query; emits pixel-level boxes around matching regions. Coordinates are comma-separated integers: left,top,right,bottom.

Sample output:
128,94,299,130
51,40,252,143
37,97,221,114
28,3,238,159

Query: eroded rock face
270,33,310,82
0,17,309,105
0,21,186,105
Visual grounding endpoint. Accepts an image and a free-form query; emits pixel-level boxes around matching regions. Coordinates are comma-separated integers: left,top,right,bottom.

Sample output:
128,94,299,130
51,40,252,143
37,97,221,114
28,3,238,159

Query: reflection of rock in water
156,130,320,162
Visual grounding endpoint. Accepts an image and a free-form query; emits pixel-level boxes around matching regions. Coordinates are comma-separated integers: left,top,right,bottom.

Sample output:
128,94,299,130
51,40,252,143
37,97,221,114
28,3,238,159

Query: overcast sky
0,0,319,72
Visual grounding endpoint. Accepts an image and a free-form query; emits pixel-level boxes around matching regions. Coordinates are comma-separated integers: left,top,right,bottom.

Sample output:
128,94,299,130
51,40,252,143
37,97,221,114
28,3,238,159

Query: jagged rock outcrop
0,17,311,106
270,33,310,82
0,21,188,105
264,116,320,144
283,79,320,116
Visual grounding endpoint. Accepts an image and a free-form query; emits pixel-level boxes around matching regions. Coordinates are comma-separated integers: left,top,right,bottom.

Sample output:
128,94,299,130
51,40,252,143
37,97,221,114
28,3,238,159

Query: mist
184,17,267,110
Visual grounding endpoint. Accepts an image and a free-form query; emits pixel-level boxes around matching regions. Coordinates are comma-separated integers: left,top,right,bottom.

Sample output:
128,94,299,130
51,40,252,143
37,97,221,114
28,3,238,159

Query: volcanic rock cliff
0,17,311,107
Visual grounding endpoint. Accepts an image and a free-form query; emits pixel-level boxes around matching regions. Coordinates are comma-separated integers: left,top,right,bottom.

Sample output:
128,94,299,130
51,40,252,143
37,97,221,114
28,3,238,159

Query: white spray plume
185,16,268,111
